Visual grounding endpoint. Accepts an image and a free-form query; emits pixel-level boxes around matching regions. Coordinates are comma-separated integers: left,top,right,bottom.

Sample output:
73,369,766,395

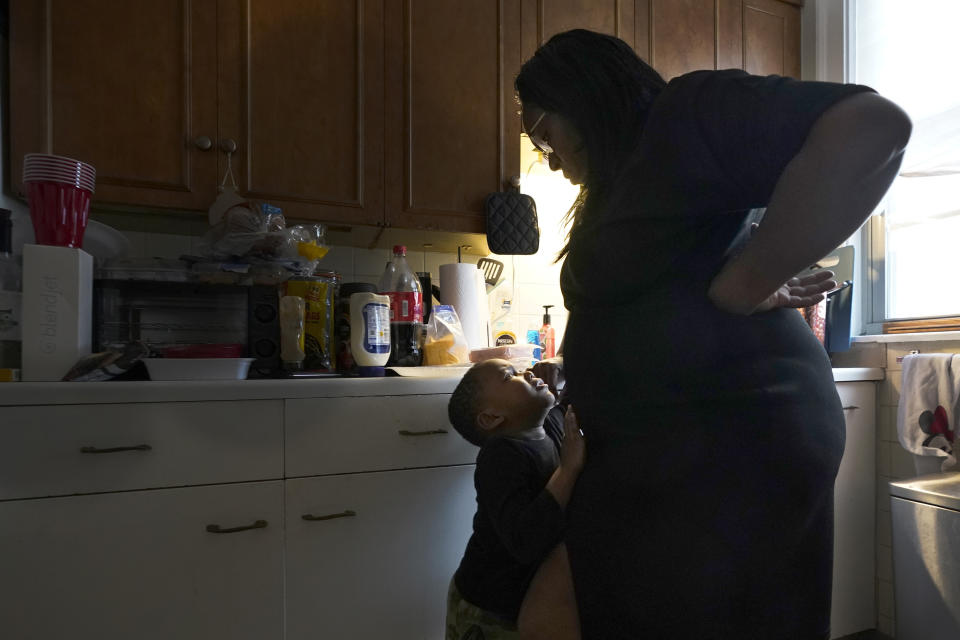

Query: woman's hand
753,269,837,313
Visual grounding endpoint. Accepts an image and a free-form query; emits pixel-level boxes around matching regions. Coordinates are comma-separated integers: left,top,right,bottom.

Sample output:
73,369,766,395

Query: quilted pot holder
485,188,540,255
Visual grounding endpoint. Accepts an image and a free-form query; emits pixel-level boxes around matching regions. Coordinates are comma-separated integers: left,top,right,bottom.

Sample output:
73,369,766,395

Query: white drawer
285,395,477,476
0,400,283,500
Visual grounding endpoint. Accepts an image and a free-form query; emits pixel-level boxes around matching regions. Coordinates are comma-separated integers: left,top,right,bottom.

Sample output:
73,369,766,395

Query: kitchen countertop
0,367,883,406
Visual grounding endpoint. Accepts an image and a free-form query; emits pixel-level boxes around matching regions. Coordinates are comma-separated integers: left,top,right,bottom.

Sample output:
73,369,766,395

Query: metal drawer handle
302,510,357,522
206,519,268,534
398,429,448,436
842,405,860,411
80,444,153,454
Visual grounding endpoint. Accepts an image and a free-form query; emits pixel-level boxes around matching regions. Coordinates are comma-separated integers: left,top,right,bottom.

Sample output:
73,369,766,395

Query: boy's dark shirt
453,405,566,622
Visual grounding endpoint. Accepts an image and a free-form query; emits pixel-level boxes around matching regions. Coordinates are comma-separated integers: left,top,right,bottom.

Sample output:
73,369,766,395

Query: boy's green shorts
445,578,521,640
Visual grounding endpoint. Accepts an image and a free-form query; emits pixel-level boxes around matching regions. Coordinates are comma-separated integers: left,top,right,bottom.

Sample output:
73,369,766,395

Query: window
850,0,960,332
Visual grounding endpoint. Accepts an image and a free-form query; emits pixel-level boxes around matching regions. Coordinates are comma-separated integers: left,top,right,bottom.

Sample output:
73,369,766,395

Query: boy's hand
561,405,585,474
530,357,564,399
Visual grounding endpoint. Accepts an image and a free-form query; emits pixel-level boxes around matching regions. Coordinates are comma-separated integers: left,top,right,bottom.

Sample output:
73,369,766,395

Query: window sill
852,330,960,343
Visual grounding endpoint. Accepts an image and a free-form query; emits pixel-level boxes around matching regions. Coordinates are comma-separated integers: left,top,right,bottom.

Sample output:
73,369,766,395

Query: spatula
477,257,504,288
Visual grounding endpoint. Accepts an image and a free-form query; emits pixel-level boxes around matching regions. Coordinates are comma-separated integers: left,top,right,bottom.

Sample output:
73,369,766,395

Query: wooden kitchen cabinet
520,0,639,62
10,1,220,212
10,1,801,233
220,0,385,227
0,481,285,640
383,0,522,233
521,1,801,80
10,0,518,233
633,0,801,79
284,466,475,639
11,0,385,226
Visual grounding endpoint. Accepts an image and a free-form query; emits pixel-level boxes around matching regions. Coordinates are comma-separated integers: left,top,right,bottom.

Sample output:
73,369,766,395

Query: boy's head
448,359,555,446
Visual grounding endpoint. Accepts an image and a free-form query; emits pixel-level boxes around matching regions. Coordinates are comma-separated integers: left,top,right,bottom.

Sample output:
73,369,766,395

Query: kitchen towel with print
897,353,959,472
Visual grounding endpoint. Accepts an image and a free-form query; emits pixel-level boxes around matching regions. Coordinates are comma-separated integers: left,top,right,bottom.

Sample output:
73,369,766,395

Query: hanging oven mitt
485,176,540,255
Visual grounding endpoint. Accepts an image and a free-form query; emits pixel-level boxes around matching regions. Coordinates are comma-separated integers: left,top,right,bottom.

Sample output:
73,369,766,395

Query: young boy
445,358,584,640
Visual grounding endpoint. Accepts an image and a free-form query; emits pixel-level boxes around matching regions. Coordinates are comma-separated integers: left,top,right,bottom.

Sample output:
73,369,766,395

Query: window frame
846,0,960,336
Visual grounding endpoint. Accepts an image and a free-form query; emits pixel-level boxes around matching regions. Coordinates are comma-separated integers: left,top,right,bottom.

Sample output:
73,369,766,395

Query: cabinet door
520,0,638,61
384,0,522,233
717,0,802,78
10,1,220,211
285,466,476,639
0,481,284,640
831,382,877,638
220,0,385,226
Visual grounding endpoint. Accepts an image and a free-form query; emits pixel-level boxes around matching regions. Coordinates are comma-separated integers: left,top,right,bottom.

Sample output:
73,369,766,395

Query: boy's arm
476,407,585,564
543,406,584,508
476,449,565,565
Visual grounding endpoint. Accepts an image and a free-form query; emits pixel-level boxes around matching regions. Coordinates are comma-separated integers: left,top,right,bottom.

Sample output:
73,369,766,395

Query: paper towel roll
439,263,489,350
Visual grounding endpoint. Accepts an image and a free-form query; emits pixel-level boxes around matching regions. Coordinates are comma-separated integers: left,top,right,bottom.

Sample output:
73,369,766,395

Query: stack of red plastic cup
22,153,97,248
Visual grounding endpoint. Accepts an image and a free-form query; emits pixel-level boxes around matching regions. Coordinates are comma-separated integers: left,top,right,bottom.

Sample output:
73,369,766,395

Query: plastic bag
423,305,470,365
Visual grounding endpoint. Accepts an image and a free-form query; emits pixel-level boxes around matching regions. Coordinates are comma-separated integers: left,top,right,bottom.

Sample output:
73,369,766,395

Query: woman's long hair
515,29,665,259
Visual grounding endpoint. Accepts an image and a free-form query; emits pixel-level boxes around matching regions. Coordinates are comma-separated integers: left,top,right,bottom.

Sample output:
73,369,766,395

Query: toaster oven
93,279,282,378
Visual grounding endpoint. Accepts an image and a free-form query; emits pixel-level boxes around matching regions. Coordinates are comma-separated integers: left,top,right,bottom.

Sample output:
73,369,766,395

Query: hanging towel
897,353,959,472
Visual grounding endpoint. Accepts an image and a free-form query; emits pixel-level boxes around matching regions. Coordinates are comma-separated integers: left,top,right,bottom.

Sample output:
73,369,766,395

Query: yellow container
283,272,339,372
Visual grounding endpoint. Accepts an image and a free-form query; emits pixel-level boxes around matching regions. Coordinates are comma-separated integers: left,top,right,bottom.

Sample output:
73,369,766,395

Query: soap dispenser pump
539,305,555,359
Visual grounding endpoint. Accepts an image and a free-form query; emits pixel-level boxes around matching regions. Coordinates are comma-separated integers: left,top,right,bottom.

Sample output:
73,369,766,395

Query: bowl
143,357,254,381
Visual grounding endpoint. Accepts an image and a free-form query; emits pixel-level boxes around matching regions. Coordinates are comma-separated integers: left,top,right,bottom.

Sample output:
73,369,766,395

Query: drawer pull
842,405,860,411
80,444,153,454
302,509,357,522
206,519,268,534
398,429,448,436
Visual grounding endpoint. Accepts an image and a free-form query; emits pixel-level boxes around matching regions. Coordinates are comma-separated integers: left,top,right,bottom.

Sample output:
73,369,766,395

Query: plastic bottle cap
542,304,553,324
393,244,407,256
340,282,378,298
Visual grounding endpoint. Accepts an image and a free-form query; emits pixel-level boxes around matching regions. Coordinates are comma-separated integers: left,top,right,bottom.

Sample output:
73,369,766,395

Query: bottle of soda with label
378,245,423,366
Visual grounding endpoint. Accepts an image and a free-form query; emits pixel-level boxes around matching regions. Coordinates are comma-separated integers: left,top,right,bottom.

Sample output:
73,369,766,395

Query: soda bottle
378,245,423,366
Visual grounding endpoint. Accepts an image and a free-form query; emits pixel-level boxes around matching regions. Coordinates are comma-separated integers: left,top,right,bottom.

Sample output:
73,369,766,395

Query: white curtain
856,0,960,178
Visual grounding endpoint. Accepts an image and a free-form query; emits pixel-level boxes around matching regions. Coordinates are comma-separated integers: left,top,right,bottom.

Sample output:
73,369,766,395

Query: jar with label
350,291,391,376
283,270,339,372
335,282,377,376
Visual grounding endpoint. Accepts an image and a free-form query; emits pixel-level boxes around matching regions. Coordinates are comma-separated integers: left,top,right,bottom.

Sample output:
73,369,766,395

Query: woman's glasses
524,111,553,158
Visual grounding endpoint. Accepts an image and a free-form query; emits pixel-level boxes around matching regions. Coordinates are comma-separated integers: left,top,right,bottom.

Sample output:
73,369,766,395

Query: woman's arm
708,92,911,315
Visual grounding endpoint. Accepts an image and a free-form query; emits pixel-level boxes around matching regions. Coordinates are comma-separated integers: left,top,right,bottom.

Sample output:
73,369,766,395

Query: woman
515,30,910,640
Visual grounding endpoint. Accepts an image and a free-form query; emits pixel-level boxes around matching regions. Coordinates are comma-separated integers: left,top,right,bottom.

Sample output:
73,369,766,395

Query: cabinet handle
219,138,238,153
398,429,448,436
302,510,357,522
205,519,268,534
193,135,213,151
842,405,860,411
80,444,152,454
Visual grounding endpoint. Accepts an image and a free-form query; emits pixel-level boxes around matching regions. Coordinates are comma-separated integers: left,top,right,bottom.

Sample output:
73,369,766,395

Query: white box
21,244,93,381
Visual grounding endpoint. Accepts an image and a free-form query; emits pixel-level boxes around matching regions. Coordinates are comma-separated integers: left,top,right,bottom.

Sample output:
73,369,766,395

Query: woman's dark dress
560,70,873,640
